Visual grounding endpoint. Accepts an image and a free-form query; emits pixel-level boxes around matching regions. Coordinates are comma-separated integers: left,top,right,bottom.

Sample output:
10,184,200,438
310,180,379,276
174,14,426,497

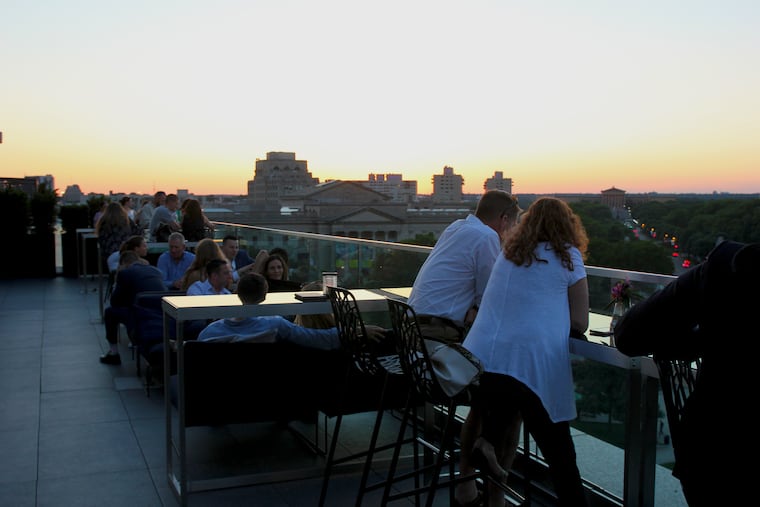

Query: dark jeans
475,372,587,507
104,305,132,344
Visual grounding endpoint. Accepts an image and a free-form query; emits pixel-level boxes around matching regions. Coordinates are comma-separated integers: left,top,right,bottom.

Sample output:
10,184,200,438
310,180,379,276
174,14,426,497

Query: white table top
161,288,389,321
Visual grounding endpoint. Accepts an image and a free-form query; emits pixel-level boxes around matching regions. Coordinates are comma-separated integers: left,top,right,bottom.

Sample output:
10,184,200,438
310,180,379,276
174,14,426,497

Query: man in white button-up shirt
408,190,523,507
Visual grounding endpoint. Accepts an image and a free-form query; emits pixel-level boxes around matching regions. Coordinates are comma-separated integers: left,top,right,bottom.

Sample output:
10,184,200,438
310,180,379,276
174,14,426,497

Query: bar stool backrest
326,286,384,376
654,355,702,450
386,297,455,405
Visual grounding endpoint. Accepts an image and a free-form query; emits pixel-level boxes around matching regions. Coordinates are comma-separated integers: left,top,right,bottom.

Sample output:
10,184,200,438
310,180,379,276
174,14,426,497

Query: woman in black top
180,198,214,242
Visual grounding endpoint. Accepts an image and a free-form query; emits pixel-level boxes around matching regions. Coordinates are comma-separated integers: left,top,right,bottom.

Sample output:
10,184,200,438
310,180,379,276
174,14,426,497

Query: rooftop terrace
1,223,690,506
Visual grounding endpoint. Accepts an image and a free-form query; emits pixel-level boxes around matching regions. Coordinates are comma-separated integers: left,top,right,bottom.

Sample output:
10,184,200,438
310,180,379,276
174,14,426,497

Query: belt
417,315,462,332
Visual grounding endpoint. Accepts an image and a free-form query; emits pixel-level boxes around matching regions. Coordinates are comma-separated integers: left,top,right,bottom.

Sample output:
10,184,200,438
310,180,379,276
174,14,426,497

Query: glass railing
211,220,680,507
212,221,432,289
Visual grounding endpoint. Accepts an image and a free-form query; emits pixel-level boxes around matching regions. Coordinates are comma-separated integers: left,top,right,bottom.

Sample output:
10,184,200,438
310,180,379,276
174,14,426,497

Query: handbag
155,223,172,242
424,339,483,397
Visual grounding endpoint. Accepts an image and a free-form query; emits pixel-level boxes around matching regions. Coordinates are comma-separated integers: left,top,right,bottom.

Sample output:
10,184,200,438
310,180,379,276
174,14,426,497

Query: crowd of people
93,188,725,506
93,192,318,366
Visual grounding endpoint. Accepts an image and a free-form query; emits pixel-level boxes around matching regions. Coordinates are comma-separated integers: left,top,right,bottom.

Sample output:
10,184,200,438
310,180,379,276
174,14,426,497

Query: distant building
363,173,418,203
484,171,513,194
601,186,626,208
601,186,627,219
61,185,85,204
0,174,55,198
266,179,474,241
432,166,463,202
247,152,319,212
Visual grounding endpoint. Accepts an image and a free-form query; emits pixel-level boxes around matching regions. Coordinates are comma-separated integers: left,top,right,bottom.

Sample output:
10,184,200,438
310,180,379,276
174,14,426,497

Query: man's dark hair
222,235,239,244
236,273,269,305
118,251,141,267
205,258,228,277
476,190,521,222
152,191,166,205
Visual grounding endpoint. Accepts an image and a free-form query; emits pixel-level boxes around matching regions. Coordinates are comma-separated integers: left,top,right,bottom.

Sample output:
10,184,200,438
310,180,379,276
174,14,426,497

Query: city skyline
2,1,759,196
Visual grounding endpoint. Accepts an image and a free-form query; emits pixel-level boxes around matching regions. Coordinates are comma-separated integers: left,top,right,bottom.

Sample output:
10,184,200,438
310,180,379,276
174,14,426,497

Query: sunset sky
2,1,758,196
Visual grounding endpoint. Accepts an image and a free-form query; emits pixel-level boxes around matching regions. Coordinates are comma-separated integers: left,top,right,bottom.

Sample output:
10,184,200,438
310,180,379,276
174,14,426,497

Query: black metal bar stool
384,297,486,507
318,287,418,507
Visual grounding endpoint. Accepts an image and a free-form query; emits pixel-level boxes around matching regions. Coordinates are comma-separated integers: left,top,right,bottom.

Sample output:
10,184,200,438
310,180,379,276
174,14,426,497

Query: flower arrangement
607,279,640,309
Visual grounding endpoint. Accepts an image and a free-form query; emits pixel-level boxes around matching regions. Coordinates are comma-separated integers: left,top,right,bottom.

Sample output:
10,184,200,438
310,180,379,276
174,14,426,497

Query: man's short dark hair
119,250,141,267
222,235,239,244
476,190,521,222
236,273,269,305
205,258,228,277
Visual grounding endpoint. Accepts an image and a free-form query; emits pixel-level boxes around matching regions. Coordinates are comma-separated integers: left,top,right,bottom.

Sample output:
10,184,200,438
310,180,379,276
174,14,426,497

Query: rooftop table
161,288,388,328
160,288,397,506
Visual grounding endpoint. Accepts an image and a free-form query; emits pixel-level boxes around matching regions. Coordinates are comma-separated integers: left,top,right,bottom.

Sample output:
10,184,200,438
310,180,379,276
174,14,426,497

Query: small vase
609,301,626,346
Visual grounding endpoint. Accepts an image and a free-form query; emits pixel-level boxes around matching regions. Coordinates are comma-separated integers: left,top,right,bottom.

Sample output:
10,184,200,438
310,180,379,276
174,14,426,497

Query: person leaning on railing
406,189,524,507
614,240,759,507
463,197,590,507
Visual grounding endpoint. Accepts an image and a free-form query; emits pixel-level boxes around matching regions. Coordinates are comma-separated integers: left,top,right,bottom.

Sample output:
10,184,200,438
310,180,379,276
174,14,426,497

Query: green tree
631,198,760,259
30,184,59,234
0,187,29,237
571,202,673,275
573,359,627,425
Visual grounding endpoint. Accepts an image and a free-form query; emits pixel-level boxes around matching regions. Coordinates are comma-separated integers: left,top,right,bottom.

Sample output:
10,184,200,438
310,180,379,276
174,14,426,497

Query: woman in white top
463,197,590,507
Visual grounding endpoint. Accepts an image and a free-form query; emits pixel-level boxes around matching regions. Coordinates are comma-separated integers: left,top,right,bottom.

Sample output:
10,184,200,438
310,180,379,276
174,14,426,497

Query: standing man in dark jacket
614,240,758,506
100,251,166,365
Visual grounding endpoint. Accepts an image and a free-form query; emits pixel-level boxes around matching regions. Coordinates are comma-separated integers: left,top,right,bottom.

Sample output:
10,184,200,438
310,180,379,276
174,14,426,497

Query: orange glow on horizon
2,2,758,197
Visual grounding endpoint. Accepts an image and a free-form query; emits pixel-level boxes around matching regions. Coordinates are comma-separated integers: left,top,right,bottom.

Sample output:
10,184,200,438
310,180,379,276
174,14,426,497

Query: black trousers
475,372,587,507
104,305,131,344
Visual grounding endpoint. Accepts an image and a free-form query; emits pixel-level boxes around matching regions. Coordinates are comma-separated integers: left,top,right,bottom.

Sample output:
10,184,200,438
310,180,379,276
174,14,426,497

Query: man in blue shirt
187,259,233,296
198,273,343,350
156,232,195,290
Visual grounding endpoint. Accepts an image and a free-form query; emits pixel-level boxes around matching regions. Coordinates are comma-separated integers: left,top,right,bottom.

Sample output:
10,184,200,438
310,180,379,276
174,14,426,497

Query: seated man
221,234,253,276
156,232,195,290
197,273,385,350
100,251,167,365
149,192,181,241
186,258,233,296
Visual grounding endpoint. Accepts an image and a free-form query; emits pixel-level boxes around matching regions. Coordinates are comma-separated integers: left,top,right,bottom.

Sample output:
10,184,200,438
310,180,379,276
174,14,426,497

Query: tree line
628,198,760,261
